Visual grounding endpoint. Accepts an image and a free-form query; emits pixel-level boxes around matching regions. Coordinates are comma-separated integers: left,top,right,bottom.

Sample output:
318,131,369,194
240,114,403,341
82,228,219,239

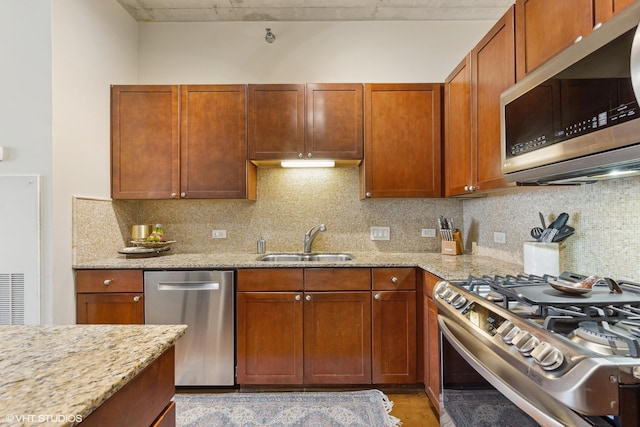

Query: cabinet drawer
304,268,371,291
237,268,304,291
76,269,143,293
373,268,416,290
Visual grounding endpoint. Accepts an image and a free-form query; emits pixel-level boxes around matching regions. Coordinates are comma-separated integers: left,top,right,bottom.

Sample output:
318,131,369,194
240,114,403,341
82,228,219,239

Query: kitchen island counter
74,252,523,280
0,324,186,426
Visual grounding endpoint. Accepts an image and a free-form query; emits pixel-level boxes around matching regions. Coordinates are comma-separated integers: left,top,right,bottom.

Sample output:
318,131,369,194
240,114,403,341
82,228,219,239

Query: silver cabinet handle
365,192,372,198
307,153,312,158
298,153,303,158
593,22,602,31
180,192,186,198
295,294,301,301
133,296,141,302
103,279,112,286
374,293,381,300
391,276,398,284
171,192,178,198
305,295,312,301
574,35,583,44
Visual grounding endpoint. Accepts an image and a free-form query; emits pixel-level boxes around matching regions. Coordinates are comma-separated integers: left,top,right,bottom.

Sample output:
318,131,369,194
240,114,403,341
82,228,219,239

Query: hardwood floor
386,388,439,427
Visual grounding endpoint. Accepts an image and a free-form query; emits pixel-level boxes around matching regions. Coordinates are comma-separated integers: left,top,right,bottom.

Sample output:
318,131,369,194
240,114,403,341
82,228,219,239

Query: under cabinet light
281,160,336,168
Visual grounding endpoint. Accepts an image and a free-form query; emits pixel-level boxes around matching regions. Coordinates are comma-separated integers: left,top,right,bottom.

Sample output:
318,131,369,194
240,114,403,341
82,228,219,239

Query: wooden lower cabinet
304,291,372,384
76,269,144,324
423,271,442,410
236,291,304,384
236,267,418,386
372,290,416,383
80,346,176,427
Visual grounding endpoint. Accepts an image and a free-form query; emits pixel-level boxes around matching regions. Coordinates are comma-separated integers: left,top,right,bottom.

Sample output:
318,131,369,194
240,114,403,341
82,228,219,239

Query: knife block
441,230,464,255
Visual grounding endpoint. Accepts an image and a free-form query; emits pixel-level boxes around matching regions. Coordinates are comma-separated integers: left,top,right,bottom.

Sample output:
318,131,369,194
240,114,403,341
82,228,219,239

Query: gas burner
570,321,640,356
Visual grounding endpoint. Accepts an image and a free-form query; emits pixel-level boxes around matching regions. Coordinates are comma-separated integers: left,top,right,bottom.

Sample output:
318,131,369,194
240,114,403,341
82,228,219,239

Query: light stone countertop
74,251,524,280
0,324,186,427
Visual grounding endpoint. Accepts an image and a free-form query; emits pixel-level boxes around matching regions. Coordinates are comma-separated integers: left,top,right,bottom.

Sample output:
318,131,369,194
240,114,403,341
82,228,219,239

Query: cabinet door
515,0,594,81
180,85,255,199
304,291,372,384
111,85,179,199
76,293,144,324
237,292,304,385
306,83,363,159
595,0,636,23
472,6,516,193
372,290,417,384
426,297,440,406
444,55,474,197
248,84,305,160
423,272,441,409
362,84,442,198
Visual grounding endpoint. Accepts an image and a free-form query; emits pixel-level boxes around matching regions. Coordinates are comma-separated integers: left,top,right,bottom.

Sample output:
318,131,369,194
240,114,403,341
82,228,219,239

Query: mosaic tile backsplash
73,168,640,281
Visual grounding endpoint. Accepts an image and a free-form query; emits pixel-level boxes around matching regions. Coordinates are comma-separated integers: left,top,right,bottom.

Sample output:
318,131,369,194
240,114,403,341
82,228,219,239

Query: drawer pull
103,279,112,286
295,294,301,301
374,293,381,300
391,276,398,284
305,295,312,301
133,296,141,302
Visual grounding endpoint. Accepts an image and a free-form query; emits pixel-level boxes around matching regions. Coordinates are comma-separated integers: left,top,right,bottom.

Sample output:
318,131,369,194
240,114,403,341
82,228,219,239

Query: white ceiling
115,0,514,22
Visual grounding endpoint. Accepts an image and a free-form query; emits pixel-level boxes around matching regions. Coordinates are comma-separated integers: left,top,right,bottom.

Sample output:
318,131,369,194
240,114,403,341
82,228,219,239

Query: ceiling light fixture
265,28,276,44
281,160,335,168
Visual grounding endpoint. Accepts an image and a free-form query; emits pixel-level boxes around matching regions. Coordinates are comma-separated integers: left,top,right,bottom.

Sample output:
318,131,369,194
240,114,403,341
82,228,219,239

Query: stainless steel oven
436,273,640,427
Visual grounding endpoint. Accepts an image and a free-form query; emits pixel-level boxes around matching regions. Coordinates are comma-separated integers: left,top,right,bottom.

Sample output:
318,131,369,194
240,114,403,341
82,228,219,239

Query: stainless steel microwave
501,2,640,184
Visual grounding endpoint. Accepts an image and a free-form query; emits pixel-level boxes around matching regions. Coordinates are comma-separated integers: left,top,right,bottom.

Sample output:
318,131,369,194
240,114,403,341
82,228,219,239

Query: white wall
0,1,52,324
50,0,137,323
138,20,494,83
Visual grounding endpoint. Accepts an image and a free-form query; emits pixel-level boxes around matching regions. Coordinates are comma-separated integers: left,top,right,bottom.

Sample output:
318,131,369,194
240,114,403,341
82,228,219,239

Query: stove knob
444,290,458,304
451,294,467,309
437,286,453,300
530,341,564,370
496,321,520,344
512,330,540,356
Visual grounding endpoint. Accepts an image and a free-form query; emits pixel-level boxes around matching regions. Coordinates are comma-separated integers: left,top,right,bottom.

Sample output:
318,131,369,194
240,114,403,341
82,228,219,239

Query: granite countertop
0,324,186,427
74,251,524,280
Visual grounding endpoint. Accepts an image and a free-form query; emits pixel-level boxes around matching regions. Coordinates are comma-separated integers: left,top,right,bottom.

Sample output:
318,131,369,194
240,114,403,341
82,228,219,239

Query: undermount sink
257,253,354,262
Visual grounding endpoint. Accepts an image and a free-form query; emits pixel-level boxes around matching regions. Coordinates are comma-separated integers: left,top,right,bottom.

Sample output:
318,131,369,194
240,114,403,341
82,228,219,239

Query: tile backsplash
73,168,462,263
72,168,640,281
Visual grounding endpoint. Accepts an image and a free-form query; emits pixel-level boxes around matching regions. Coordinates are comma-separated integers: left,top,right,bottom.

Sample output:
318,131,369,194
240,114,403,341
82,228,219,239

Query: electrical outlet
212,230,227,239
493,231,506,244
370,226,390,241
421,228,436,238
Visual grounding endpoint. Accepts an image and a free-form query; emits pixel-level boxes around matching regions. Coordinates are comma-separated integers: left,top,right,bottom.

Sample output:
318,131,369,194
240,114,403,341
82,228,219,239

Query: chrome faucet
303,224,326,253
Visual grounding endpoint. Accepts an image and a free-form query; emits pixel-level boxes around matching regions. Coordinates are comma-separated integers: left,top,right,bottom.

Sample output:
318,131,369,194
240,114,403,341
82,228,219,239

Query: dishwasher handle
156,281,221,291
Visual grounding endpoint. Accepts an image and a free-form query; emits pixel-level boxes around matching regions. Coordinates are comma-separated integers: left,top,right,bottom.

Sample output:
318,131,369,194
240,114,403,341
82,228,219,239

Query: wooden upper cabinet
472,6,516,193
180,85,254,199
361,83,442,199
248,83,363,161
305,84,363,159
111,85,180,200
444,54,473,197
515,0,635,81
111,84,255,200
248,84,305,159
595,0,636,23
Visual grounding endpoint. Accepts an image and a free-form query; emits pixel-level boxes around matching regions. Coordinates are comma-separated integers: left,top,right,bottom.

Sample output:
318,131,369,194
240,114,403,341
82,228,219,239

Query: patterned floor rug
174,389,401,427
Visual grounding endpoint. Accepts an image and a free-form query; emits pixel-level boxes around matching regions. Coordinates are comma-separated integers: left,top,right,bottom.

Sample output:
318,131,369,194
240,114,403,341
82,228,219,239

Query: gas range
435,272,640,427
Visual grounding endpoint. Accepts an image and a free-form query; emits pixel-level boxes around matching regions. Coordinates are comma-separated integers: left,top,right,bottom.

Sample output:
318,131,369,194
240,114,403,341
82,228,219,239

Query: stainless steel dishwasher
144,270,235,386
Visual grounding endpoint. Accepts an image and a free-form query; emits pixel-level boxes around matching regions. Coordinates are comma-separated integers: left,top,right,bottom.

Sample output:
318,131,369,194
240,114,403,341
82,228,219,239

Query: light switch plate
493,231,506,244
370,226,390,241
212,230,227,239
421,228,436,238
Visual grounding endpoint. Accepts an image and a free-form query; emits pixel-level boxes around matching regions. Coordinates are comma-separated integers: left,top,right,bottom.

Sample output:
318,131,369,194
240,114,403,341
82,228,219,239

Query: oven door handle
438,314,592,427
